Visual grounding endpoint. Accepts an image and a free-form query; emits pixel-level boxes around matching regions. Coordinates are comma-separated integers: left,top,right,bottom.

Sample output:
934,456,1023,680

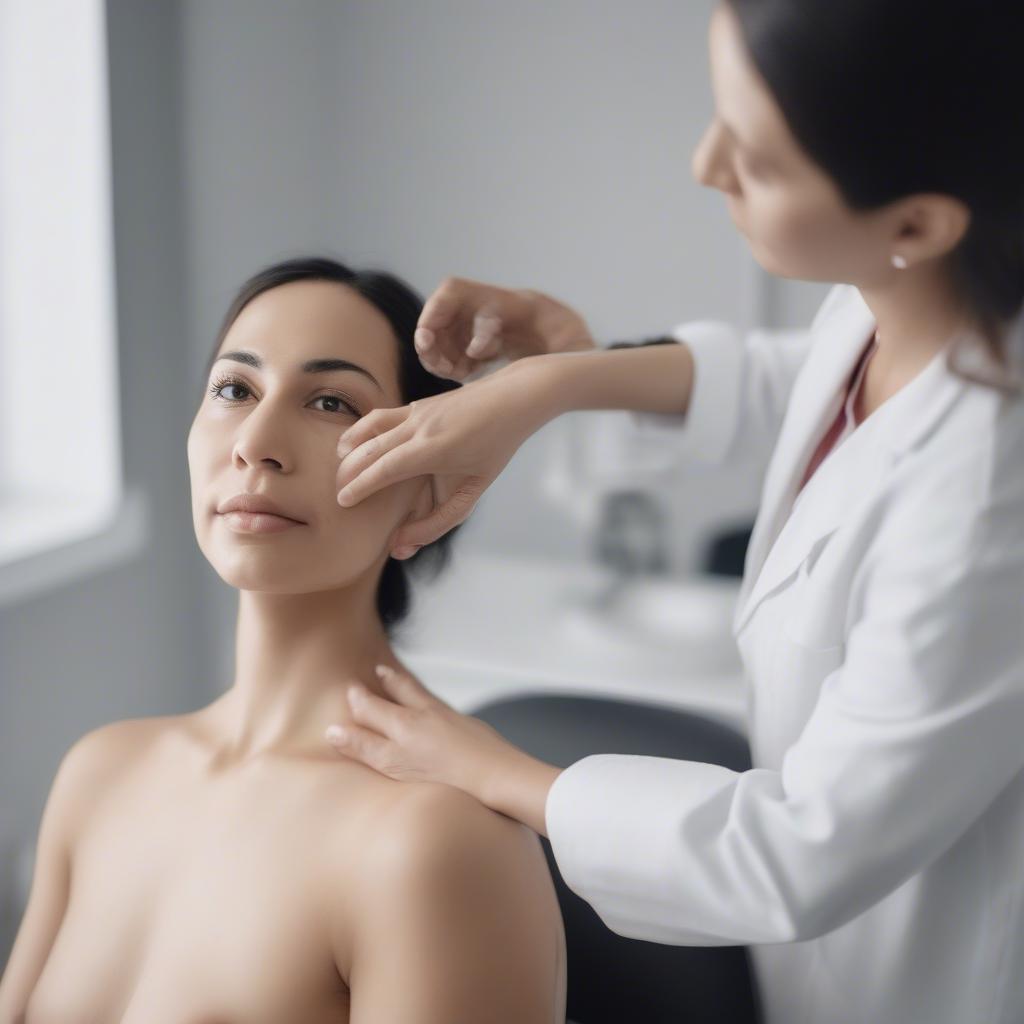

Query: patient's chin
200,527,390,597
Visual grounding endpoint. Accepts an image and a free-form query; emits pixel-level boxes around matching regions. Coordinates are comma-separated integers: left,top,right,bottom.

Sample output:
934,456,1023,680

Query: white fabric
625,282,853,467
546,284,1024,1024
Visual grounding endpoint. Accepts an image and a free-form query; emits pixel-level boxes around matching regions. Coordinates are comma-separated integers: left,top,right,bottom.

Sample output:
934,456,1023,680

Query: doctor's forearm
524,338,696,419
480,750,563,838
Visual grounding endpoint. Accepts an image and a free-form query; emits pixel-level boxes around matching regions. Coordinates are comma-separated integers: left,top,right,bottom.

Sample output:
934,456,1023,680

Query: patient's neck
201,572,402,768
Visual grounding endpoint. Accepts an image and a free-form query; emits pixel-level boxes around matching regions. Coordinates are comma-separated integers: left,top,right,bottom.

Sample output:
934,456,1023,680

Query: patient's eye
207,373,362,417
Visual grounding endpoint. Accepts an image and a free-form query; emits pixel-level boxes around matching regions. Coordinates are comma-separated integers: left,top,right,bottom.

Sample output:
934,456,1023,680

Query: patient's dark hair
205,256,462,635
726,0,1023,395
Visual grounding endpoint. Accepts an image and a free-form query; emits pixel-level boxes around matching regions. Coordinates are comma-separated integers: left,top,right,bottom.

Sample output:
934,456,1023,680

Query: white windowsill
0,485,150,608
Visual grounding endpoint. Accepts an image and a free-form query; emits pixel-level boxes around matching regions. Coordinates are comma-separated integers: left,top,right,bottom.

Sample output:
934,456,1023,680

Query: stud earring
891,253,908,269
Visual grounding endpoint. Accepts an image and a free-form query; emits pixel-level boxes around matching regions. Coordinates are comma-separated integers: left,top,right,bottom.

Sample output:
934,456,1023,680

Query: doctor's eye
207,373,362,417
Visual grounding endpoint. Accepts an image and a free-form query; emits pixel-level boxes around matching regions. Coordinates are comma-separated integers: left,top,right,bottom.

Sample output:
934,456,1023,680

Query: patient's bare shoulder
342,782,566,1022
370,781,556,890
52,718,166,829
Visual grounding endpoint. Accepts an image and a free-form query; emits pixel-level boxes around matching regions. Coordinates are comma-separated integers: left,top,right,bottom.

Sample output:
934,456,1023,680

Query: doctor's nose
691,119,738,195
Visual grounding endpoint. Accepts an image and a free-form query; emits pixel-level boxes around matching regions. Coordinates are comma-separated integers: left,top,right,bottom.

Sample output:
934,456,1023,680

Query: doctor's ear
890,194,972,265
388,478,434,559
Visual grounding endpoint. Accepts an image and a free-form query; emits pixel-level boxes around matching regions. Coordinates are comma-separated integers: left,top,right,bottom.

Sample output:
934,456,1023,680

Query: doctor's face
187,279,428,594
692,3,893,285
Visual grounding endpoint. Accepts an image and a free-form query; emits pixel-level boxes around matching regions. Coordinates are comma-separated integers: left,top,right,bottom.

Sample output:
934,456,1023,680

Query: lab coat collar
731,286,967,640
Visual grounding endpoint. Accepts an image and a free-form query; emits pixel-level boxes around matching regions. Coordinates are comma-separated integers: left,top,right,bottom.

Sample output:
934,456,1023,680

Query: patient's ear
388,478,433,558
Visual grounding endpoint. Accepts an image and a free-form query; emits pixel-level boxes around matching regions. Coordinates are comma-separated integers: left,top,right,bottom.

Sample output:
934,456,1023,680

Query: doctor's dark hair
204,256,463,635
726,0,1024,394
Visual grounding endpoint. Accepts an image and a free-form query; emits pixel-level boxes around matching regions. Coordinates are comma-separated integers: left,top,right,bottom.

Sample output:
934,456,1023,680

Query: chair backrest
471,693,764,1024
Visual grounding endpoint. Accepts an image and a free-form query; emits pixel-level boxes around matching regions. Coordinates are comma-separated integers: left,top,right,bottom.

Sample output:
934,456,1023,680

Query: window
0,0,146,605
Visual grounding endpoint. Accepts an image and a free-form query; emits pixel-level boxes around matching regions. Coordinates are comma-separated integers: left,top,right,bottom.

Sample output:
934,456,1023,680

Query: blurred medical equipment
593,488,670,578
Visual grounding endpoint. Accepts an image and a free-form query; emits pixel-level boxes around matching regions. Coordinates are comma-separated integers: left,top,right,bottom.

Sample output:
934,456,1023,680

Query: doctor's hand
335,358,557,555
414,276,596,382
325,665,562,837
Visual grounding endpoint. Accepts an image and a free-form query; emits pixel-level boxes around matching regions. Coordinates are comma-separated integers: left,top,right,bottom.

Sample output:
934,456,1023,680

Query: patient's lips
217,492,307,533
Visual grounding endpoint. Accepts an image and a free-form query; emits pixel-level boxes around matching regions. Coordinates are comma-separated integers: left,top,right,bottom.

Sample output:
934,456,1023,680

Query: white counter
393,550,749,736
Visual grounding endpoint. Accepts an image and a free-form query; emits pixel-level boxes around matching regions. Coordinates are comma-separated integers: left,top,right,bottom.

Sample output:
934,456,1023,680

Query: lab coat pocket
765,560,847,759
779,545,847,651
766,634,846,762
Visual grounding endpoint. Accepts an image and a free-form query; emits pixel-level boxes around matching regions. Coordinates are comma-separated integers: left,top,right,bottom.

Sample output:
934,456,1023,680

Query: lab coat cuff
544,751,757,944
627,320,743,464
545,753,636,904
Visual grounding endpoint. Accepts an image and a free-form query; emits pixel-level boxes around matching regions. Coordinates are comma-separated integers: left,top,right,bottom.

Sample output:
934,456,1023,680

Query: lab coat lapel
731,289,879,638
730,287,965,640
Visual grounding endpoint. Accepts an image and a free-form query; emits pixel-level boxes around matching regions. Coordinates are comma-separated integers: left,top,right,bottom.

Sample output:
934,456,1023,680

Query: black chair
470,693,764,1024
700,519,755,578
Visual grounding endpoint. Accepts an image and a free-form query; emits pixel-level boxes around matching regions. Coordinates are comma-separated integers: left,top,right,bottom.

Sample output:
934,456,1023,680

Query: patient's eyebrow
214,350,383,392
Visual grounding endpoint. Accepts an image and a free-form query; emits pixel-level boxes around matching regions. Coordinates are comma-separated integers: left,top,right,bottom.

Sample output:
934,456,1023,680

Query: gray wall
1,0,830,965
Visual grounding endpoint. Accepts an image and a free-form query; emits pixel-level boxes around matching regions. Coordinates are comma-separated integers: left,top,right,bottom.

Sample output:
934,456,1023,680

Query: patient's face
187,279,424,594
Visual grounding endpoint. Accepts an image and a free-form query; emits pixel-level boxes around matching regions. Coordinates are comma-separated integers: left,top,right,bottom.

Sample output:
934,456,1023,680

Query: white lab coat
545,284,1024,1024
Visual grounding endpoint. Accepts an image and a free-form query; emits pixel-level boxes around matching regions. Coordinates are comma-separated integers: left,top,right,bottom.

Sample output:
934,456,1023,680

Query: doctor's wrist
479,747,563,838
493,352,579,431
523,336,694,419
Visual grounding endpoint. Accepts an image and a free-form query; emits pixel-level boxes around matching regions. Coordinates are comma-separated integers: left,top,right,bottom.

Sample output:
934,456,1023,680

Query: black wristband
606,335,679,350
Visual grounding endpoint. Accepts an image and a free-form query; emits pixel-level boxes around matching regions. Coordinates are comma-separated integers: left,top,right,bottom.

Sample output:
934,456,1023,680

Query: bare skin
0,278,566,1023
8,714,565,1024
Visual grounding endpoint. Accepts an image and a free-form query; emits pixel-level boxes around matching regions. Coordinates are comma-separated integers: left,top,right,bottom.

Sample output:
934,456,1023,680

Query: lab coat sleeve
627,283,851,468
545,444,1024,945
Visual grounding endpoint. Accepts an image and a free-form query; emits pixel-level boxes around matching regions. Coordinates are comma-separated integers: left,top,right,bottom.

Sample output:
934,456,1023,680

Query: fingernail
375,664,392,678
347,684,364,702
325,724,347,744
394,545,419,559
415,328,434,351
337,488,353,506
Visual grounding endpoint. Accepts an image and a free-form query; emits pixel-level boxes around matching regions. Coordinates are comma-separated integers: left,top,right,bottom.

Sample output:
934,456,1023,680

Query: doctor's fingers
346,684,422,746
336,405,409,460
325,720,410,781
391,481,483,551
416,328,490,382
422,309,502,361
375,663,451,712
336,416,408,484
414,284,471,375
336,436,433,508
417,277,526,374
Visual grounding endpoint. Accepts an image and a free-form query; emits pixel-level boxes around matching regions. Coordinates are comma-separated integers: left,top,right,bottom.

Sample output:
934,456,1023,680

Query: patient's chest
24,727,388,1024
